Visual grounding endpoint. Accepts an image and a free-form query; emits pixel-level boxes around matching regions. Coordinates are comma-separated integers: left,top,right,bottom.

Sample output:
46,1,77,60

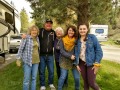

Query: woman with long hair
16,25,40,90
74,23,103,90
58,25,80,90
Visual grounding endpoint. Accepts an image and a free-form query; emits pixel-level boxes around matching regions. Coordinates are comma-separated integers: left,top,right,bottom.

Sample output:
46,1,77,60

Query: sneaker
49,84,56,90
40,86,46,90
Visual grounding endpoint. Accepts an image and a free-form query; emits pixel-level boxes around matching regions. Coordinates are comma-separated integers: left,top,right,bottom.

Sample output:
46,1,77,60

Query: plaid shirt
16,35,40,66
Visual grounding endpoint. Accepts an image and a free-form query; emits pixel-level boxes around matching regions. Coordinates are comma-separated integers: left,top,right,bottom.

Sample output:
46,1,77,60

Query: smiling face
30,27,38,37
67,28,75,38
79,24,88,36
44,22,53,31
56,30,63,38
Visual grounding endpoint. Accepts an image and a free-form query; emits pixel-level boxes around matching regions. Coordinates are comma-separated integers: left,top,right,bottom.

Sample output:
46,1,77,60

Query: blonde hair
27,25,39,36
55,27,64,35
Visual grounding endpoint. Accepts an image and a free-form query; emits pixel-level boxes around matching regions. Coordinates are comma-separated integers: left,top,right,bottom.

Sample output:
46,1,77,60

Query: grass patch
101,39,120,47
97,60,120,90
0,60,120,90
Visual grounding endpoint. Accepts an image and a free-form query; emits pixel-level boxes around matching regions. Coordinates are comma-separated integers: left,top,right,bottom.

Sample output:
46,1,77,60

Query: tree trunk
77,0,89,27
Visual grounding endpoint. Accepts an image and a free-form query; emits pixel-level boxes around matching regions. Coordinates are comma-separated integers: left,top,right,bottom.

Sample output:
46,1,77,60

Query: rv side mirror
5,12,13,24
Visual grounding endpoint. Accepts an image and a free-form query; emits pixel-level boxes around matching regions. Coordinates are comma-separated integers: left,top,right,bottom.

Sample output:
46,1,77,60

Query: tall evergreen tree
20,8,29,33
26,0,119,27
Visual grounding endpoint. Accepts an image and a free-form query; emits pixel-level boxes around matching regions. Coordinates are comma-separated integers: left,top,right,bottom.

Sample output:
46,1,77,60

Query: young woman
58,25,80,90
54,27,68,86
16,25,40,90
74,23,103,90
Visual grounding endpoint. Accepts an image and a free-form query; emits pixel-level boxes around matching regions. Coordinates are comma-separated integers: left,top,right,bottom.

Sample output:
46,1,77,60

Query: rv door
0,36,9,54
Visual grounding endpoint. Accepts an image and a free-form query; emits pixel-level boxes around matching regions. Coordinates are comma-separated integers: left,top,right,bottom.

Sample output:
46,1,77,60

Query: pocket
87,41,93,48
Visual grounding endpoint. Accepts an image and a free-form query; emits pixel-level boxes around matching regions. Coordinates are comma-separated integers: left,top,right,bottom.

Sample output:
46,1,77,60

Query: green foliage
0,60,120,90
101,39,117,45
26,0,120,28
90,0,112,24
28,19,35,27
101,38,120,47
27,0,88,26
20,8,29,33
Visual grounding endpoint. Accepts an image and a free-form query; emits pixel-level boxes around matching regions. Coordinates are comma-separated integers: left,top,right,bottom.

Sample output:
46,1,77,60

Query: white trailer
90,25,108,42
0,0,21,62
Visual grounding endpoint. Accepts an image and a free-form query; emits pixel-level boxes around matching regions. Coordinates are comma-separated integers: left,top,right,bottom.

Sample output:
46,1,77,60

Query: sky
6,0,32,20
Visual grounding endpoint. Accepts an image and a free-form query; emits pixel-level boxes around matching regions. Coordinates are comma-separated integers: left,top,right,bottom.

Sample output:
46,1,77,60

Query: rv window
10,36,21,40
5,12,13,24
95,29,104,34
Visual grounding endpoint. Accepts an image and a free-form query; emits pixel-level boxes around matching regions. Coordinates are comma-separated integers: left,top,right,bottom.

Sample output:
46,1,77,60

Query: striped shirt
16,35,40,66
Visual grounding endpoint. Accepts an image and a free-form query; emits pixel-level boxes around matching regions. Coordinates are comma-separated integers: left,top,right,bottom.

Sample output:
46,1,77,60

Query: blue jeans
55,61,68,85
23,63,39,90
58,68,80,90
39,55,54,86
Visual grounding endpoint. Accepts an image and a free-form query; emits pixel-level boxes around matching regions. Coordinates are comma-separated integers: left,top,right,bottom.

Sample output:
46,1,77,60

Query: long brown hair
64,25,77,38
78,22,89,41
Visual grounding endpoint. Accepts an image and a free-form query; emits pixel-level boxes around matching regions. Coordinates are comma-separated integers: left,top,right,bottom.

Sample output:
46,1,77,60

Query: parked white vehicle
0,0,21,61
90,25,108,42
9,35,22,53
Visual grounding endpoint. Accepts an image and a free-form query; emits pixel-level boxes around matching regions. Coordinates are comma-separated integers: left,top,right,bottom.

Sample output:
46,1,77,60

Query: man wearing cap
39,19,56,90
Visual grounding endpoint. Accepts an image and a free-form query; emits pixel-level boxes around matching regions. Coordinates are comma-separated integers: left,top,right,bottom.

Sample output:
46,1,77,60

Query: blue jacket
74,34,103,66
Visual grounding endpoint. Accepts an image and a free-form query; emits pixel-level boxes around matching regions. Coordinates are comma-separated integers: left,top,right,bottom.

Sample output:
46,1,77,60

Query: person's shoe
40,86,46,90
49,84,56,90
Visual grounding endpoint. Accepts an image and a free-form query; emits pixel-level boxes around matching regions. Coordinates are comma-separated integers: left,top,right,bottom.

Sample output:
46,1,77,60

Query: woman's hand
22,34,27,39
16,60,21,67
92,66,100,74
76,65,81,73
71,55,75,60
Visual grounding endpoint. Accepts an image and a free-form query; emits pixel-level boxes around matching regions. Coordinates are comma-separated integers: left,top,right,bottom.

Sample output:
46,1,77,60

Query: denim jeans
39,55,54,86
23,63,39,90
58,68,80,90
55,61,68,85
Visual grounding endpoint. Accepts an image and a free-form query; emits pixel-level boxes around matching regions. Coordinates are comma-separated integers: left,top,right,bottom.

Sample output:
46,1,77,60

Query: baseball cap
45,19,53,24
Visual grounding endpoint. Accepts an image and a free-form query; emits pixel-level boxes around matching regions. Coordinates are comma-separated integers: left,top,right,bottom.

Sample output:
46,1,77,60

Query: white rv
0,0,21,61
90,25,108,42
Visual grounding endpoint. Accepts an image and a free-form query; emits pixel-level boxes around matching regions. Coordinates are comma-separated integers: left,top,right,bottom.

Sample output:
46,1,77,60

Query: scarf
62,35,76,51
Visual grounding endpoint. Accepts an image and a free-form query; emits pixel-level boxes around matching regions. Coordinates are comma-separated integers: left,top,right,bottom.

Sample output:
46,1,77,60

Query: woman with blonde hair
16,25,40,90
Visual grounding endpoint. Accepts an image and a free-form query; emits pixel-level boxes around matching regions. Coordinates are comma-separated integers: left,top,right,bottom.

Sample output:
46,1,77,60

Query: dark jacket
54,38,61,62
38,28,56,55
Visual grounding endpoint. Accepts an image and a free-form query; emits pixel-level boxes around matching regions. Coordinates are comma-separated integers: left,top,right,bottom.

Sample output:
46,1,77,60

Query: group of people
16,19,103,90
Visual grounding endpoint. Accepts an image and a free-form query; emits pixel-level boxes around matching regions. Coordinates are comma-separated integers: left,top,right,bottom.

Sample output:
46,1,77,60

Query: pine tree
26,0,119,27
20,8,29,33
